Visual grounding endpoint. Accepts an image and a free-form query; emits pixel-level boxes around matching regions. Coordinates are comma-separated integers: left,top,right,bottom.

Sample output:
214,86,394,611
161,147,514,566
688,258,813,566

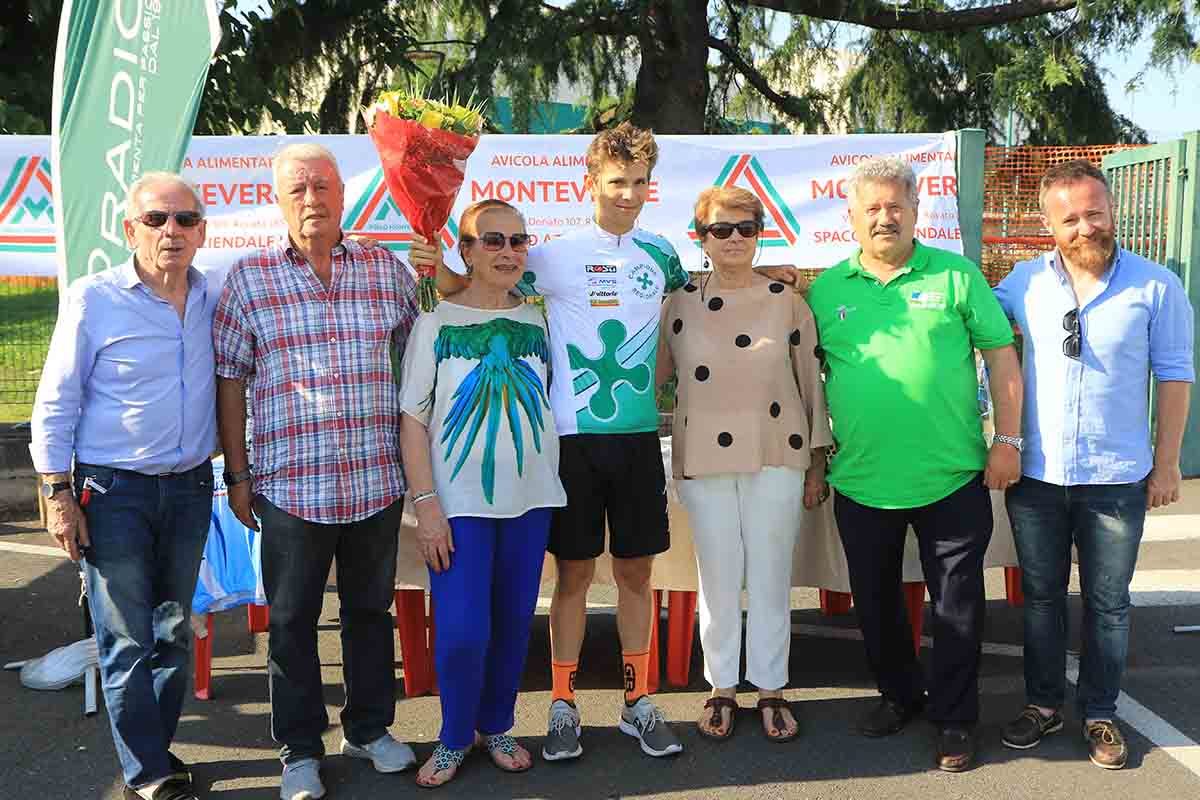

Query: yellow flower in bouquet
365,87,489,310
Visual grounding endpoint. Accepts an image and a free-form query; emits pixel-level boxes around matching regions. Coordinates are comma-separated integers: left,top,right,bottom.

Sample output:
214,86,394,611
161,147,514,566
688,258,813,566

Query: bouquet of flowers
365,89,487,310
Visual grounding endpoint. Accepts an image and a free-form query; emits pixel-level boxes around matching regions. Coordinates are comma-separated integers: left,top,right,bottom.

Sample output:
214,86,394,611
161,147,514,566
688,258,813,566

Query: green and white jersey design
517,222,688,436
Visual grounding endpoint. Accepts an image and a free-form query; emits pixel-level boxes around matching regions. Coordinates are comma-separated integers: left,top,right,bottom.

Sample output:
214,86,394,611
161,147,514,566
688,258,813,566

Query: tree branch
706,34,821,127
740,0,1078,31
539,2,636,37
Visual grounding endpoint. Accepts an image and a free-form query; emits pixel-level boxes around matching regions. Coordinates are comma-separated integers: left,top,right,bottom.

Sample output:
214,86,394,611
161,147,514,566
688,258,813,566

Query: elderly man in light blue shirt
31,172,217,800
993,160,1194,770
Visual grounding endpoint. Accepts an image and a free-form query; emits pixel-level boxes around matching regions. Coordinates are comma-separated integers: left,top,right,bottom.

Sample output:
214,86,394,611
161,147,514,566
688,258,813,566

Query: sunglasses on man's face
135,210,204,228
465,231,531,252
702,220,762,240
1063,308,1081,360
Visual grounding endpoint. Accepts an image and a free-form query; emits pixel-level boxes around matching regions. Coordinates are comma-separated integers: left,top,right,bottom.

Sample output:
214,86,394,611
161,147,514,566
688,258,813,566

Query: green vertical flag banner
51,0,221,286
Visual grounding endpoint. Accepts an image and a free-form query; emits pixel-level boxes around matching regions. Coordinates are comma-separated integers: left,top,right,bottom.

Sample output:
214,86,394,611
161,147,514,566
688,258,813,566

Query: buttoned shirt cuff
29,443,71,476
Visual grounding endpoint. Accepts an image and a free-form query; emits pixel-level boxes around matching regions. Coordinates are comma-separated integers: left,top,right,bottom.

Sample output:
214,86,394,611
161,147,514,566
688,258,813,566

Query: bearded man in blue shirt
994,160,1194,770
31,172,217,800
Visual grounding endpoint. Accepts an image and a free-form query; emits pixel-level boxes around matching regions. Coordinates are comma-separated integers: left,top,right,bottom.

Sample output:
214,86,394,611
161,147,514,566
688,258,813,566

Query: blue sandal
483,733,532,773
416,743,469,788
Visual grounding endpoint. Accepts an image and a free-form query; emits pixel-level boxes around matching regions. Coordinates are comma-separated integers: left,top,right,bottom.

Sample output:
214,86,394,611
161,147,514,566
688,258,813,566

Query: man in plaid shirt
213,143,420,800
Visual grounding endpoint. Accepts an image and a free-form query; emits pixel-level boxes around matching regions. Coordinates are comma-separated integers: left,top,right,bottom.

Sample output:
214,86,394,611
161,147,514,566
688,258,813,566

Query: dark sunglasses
135,210,204,228
1063,308,1081,360
701,220,762,240
463,231,530,252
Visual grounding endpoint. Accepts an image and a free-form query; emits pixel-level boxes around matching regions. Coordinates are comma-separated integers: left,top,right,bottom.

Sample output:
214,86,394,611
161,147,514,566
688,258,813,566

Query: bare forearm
1154,381,1191,466
982,345,1022,437
399,414,437,496
216,378,250,471
435,258,469,296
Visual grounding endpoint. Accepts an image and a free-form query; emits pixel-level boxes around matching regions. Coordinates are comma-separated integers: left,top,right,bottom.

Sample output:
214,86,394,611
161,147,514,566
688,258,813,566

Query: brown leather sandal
698,696,739,741
757,697,799,743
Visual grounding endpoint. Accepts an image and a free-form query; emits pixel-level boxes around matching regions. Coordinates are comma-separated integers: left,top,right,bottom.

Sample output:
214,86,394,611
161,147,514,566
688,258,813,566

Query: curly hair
585,122,660,177
846,157,918,208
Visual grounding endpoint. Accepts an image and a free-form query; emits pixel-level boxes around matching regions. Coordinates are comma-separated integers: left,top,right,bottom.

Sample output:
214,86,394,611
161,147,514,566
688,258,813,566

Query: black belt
76,459,210,479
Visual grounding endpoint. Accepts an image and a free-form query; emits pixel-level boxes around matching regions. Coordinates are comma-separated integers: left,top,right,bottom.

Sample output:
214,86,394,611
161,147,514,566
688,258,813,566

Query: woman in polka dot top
655,186,833,744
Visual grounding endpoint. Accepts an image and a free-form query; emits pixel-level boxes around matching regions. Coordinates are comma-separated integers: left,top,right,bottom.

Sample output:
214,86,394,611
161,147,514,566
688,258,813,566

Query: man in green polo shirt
807,156,1022,773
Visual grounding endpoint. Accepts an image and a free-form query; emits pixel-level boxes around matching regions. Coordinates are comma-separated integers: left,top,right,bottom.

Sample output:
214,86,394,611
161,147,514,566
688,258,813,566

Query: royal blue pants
428,508,551,749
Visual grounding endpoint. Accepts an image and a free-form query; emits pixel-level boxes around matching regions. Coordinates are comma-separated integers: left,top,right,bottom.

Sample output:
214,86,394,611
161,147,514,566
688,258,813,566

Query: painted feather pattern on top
434,318,551,503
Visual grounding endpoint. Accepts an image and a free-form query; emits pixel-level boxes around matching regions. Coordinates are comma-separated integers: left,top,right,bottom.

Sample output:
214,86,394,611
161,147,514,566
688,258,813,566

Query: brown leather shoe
1084,720,1128,769
936,726,976,773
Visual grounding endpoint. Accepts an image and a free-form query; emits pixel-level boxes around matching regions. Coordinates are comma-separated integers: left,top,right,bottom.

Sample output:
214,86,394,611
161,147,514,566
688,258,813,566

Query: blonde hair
456,199,525,271
586,122,659,177
693,186,764,235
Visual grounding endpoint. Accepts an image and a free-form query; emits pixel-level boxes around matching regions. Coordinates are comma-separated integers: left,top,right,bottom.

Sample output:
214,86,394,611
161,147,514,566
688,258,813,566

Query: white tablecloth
395,456,1018,592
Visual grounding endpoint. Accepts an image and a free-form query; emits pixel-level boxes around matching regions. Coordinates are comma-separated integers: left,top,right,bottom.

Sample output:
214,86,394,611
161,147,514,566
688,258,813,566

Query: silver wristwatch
993,433,1023,452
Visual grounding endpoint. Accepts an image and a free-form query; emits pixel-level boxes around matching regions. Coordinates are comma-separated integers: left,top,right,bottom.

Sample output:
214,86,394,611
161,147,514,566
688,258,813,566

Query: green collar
845,240,930,279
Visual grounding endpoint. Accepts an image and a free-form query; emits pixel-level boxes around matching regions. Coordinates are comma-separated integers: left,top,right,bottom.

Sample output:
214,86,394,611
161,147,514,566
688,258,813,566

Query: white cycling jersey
517,221,688,436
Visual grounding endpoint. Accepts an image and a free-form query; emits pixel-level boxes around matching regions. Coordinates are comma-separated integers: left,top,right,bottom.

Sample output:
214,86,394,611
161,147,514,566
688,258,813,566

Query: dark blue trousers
428,508,551,749
834,474,993,725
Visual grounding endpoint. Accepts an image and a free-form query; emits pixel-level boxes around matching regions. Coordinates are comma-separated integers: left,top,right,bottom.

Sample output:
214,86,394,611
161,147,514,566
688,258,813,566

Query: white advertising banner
0,132,962,278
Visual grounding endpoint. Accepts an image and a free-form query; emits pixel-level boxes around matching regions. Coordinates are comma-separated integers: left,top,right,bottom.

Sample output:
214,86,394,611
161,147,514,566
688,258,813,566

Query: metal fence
0,276,57,422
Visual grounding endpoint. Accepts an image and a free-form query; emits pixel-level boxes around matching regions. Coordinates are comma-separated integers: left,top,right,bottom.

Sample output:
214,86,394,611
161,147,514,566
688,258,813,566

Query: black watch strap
223,468,252,487
41,480,71,499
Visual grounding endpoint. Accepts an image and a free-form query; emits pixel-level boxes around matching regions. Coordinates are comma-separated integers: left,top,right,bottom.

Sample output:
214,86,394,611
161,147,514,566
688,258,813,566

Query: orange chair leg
1005,566,1025,607
820,589,853,616
903,582,926,654
247,604,270,634
646,590,661,695
427,599,439,696
395,589,433,697
193,613,213,701
666,590,697,687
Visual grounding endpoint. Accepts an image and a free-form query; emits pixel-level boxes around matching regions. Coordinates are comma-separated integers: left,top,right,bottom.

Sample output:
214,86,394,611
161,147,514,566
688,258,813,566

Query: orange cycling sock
551,659,578,705
622,649,650,705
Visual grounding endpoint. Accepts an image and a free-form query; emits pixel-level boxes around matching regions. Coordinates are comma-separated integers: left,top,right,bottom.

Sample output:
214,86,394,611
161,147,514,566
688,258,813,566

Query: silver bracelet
993,433,1024,452
412,490,439,505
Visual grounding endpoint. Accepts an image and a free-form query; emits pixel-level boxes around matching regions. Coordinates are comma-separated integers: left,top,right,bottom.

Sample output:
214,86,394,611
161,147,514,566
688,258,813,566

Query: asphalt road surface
2,504,1198,800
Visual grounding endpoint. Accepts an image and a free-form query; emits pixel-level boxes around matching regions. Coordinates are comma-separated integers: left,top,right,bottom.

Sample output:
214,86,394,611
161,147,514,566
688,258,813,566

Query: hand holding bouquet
365,90,486,310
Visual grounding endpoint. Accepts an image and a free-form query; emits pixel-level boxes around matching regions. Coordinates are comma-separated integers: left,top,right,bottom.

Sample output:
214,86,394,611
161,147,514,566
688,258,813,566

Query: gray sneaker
280,759,325,800
340,733,417,773
542,699,583,761
619,696,683,757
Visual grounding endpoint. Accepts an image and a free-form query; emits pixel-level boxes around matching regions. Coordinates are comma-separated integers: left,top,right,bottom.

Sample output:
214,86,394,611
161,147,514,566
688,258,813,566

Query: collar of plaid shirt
213,240,421,523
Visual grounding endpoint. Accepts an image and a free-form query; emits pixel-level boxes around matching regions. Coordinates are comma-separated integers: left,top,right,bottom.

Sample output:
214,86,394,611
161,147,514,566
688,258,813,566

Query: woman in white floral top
400,200,566,787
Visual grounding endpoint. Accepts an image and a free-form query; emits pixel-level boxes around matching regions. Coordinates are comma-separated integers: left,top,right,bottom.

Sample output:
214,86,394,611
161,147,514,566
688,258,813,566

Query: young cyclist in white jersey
417,123,687,760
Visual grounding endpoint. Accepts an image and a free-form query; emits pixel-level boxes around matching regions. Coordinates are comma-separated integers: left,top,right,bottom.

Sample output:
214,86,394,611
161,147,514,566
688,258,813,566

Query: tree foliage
195,2,422,134
5,0,1198,142
0,0,59,135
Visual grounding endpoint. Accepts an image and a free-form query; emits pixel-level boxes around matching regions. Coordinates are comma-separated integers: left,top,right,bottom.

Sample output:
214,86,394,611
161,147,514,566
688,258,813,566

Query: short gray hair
273,142,342,186
847,157,919,208
125,171,205,220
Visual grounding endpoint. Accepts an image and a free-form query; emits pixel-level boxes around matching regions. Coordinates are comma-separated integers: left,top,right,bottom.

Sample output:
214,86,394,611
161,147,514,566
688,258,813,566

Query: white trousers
677,466,805,690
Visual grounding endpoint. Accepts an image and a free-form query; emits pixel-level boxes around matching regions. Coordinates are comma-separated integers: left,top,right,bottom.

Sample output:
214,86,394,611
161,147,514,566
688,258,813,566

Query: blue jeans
428,509,551,749
255,496,401,764
1005,476,1148,719
77,460,213,788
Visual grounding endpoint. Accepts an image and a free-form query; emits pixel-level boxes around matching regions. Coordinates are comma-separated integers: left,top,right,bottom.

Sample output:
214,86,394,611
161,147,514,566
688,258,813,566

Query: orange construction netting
981,144,1142,284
